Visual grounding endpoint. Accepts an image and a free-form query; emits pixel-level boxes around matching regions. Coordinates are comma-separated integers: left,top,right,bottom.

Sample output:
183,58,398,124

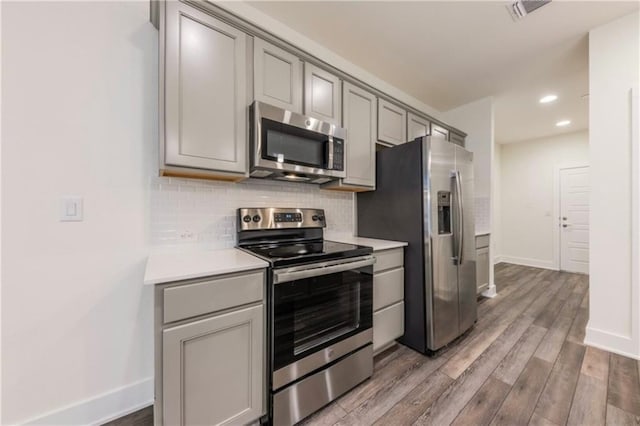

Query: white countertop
325,233,408,251
144,248,268,285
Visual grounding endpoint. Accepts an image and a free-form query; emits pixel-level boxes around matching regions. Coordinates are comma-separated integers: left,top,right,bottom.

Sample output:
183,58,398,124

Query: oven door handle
273,255,375,284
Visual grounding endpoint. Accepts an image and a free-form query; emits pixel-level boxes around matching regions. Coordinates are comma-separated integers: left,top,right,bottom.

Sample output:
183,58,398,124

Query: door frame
552,162,590,271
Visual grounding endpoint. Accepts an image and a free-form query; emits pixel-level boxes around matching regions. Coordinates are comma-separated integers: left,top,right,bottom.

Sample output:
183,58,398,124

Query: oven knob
252,215,261,222
242,215,251,223
318,215,325,221
312,215,319,221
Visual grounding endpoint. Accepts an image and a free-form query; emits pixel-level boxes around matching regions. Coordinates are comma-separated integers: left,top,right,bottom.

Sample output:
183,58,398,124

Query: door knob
562,217,568,220
562,224,569,228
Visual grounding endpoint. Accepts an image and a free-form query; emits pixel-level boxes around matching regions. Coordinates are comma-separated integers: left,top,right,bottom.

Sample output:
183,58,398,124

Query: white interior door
560,166,590,274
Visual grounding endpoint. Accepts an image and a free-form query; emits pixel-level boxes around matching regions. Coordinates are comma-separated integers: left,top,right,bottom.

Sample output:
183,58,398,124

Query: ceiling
246,1,638,143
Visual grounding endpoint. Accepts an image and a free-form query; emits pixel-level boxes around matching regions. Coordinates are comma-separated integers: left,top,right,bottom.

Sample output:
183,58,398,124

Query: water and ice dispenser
437,191,451,234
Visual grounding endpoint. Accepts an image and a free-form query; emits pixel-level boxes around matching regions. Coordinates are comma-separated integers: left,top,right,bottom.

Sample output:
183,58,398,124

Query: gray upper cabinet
304,63,342,126
342,82,376,188
450,131,466,147
162,304,264,426
378,99,407,145
253,38,303,113
162,1,247,176
431,124,450,141
407,112,430,141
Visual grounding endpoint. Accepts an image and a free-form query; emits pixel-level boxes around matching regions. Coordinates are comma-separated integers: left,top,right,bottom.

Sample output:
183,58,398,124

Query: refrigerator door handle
454,170,464,265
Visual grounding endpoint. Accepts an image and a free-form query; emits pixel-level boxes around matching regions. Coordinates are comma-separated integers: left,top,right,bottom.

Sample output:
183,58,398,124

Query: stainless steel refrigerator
357,136,477,353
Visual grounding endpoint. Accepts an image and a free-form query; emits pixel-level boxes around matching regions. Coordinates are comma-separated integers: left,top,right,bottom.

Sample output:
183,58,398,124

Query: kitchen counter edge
325,234,408,252
144,247,269,285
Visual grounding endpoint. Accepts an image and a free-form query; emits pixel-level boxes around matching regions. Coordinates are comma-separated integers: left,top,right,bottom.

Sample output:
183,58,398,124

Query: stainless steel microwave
250,101,347,184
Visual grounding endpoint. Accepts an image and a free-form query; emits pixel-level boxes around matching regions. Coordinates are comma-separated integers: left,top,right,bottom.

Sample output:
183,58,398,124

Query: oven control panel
274,212,302,223
237,208,326,231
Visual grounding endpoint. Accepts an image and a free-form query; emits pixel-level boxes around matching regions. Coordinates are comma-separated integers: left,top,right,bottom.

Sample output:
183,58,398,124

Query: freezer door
455,145,477,334
424,137,460,350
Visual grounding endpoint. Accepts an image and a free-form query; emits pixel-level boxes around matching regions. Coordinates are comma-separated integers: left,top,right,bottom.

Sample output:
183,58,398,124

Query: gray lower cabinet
161,1,247,179
304,63,342,125
407,112,430,141
476,234,490,294
371,247,405,354
253,37,303,113
378,99,407,145
155,270,266,426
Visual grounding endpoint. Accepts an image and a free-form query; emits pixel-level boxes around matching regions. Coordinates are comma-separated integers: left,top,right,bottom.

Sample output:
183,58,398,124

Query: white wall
499,131,589,269
586,11,640,359
1,2,443,424
443,97,494,201
2,2,157,424
493,143,502,263
443,97,496,294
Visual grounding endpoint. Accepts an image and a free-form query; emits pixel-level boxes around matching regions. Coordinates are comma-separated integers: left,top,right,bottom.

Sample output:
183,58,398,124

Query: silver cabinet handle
273,256,375,284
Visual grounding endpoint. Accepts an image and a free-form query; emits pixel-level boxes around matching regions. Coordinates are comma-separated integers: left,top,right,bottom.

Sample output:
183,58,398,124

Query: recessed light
556,120,571,127
539,94,558,104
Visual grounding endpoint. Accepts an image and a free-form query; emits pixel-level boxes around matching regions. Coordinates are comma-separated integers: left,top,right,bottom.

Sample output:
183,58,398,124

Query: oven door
271,255,374,390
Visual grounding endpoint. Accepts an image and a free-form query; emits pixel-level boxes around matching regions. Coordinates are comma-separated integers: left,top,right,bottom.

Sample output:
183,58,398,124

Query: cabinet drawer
163,271,264,323
374,248,404,273
373,267,404,311
373,301,404,352
476,234,490,249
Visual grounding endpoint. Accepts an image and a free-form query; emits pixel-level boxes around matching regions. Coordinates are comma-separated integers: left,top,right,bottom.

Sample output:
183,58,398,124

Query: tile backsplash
150,177,354,249
474,196,491,233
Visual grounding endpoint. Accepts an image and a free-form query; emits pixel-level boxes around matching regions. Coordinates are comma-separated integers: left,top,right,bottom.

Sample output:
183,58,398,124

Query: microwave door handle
327,136,334,170
273,256,375,284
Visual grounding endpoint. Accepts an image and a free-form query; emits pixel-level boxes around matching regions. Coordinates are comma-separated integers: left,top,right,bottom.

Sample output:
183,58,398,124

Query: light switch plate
60,196,83,222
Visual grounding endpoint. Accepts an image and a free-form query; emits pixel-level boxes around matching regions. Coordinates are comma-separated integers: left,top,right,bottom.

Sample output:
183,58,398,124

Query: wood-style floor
108,264,640,426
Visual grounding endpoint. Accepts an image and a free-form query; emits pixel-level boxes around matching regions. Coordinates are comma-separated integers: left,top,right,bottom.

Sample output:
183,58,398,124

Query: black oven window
292,276,360,355
273,269,373,371
262,118,327,168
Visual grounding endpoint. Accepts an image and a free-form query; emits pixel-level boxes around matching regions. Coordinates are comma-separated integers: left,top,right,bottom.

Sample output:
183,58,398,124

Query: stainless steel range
237,208,374,426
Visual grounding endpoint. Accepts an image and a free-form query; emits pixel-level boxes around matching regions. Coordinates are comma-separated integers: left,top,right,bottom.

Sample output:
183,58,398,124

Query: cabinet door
378,99,407,145
163,305,264,426
164,2,247,173
476,247,490,293
407,112,430,141
450,131,465,147
342,82,376,187
253,38,302,113
304,63,342,125
431,124,450,141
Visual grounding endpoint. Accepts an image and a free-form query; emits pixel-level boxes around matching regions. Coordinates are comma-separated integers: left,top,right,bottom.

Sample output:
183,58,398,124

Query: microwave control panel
331,139,344,171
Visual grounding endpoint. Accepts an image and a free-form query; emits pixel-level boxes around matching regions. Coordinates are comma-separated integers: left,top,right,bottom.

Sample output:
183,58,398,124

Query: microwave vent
250,169,274,178
507,0,551,20
311,177,332,184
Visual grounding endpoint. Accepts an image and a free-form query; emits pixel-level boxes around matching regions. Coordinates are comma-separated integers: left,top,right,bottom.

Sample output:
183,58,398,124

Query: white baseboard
493,255,504,264
585,323,640,360
481,284,497,298
499,255,558,271
22,377,153,425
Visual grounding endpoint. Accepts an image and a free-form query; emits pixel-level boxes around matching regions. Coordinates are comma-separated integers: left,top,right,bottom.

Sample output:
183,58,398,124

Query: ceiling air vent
508,0,552,20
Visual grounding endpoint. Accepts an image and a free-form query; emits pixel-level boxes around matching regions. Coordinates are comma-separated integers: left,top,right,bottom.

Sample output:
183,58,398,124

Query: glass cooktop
242,240,372,268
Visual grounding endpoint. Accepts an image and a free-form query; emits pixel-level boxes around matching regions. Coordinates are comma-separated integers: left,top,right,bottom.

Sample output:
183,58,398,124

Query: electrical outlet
179,230,197,241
